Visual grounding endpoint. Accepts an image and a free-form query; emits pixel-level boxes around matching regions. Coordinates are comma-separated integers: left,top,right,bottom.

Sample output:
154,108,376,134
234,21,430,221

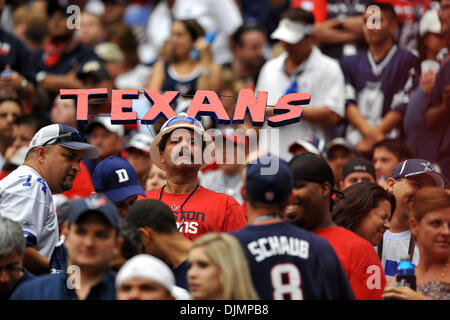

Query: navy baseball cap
29,124,100,159
342,157,376,180
93,156,146,202
289,153,335,186
68,195,121,229
245,154,293,204
391,159,445,188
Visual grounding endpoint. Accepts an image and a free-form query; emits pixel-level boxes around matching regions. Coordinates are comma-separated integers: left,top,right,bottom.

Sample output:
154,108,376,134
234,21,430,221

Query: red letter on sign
267,93,311,127
186,90,230,124
142,90,178,124
111,89,139,124
60,88,108,124
232,89,267,126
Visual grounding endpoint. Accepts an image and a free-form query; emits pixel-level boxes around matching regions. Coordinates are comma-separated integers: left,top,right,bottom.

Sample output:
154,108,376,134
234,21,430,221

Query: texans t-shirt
145,186,247,240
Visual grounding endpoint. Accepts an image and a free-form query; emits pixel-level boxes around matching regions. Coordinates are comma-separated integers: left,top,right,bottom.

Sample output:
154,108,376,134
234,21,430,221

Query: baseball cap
116,254,190,300
54,196,78,226
390,159,445,188
93,156,146,202
150,112,213,170
419,10,441,37
288,135,325,156
94,42,124,63
245,153,293,204
289,153,335,187
76,60,110,81
86,116,125,138
342,157,376,180
126,133,153,155
325,138,359,158
29,124,100,159
271,18,314,44
68,194,121,229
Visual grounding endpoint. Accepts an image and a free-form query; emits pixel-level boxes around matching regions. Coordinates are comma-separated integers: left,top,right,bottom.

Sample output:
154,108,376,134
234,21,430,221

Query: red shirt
145,186,247,241
62,161,94,199
314,227,386,300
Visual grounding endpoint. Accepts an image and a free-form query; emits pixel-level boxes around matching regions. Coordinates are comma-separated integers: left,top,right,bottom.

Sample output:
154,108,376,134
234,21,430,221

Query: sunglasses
42,131,87,147
164,115,203,130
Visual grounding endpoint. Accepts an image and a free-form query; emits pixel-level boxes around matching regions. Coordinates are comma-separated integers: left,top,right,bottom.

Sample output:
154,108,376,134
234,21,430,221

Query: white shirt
142,1,172,65
173,0,243,65
255,47,346,161
199,169,243,204
379,230,420,281
0,165,58,258
115,64,152,90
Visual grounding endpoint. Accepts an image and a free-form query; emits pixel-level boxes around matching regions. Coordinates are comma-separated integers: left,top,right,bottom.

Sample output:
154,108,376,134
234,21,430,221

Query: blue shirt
428,60,450,180
232,221,355,300
0,268,36,300
49,237,68,274
0,28,36,84
173,260,189,291
10,269,117,300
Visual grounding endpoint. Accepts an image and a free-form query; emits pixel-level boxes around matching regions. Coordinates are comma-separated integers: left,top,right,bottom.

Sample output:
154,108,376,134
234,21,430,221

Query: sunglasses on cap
42,130,87,147
164,115,203,130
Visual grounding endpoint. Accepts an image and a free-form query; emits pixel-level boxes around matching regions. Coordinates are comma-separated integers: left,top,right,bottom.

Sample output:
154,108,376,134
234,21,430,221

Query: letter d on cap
116,169,129,183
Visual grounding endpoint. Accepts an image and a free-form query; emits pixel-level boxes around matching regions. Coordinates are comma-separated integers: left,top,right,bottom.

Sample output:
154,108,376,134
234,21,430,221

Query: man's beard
61,174,76,191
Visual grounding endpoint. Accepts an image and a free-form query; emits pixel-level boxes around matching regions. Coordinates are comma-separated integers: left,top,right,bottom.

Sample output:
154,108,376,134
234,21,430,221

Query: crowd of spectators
0,0,449,301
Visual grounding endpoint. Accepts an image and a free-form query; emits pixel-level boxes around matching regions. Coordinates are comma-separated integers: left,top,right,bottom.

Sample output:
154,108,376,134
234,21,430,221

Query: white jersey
379,230,420,281
255,48,346,161
0,165,58,258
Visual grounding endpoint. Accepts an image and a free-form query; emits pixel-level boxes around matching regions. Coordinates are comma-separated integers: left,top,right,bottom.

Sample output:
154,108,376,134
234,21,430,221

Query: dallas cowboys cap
68,194,121,229
93,156,146,202
29,124,99,159
245,153,293,204
391,159,445,188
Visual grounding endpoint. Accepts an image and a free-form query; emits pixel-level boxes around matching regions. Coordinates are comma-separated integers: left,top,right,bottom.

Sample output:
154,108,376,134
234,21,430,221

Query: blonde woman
383,187,450,300
187,232,258,300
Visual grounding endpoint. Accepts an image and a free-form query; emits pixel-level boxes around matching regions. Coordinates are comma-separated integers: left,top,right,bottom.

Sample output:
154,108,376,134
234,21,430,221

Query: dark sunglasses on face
42,131,87,147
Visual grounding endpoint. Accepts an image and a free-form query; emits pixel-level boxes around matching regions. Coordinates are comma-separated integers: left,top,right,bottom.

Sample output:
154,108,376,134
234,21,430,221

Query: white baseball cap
115,254,190,300
126,133,153,155
271,18,314,44
149,112,213,170
86,116,125,137
419,10,441,37
29,124,100,159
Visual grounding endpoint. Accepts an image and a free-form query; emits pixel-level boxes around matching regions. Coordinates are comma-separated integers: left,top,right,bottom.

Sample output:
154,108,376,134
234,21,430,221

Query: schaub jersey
0,165,58,258
232,222,355,300
340,45,419,144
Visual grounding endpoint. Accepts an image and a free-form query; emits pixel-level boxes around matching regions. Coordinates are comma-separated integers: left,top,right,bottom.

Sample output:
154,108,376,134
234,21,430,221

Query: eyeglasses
42,131,87,147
